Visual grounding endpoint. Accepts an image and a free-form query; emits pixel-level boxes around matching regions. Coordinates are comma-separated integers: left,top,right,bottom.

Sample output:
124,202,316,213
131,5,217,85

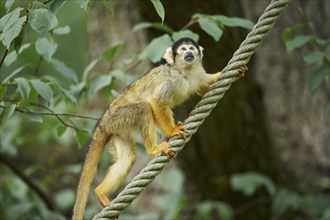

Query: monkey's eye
181,47,187,51
190,47,195,50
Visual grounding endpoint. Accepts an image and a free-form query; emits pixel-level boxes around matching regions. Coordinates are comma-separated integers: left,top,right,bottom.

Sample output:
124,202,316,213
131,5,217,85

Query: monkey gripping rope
93,0,290,219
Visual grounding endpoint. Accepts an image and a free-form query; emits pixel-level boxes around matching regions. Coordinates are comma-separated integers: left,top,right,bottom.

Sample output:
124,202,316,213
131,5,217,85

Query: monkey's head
163,37,204,66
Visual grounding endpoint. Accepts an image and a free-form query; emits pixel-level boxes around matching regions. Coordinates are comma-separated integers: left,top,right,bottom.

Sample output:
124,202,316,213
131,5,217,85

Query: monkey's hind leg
94,135,136,207
139,105,175,157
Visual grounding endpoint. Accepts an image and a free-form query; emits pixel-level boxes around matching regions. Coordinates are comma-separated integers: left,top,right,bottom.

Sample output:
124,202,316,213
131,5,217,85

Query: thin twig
0,48,9,71
0,104,97,133
31,103,98,120
181,19,196,30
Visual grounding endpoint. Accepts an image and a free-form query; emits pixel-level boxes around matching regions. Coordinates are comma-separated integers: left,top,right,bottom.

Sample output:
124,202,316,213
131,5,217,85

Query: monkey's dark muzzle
184,52,195,62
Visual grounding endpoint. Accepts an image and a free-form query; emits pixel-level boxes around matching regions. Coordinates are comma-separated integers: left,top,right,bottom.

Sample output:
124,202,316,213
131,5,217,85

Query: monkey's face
163,38,204,66
175,43,201,65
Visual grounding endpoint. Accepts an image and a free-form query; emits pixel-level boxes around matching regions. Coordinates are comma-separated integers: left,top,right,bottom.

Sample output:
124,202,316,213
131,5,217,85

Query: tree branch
0,103,98,133
0,153,57,211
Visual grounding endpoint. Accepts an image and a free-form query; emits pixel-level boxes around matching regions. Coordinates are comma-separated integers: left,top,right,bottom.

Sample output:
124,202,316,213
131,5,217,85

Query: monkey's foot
159,142,175,158
95,191,111,208
172,121,188,139
238,65,248,78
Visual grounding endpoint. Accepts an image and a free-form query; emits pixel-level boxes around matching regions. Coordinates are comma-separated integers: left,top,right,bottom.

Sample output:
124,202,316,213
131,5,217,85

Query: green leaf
309,68,326,91
30,79,53,102
5,104,16,119
50,58,78,83
26,113,43,123
303,51,324,65
53,26,71,35
281,23,305,42
272,189,301,218
324,101,330,122
27,86,38,104
28,8,58,35
151,0,165,23
56,125,67,137
111,69,137,86
18,43,31,54
0,16,27,48
87,74,112,96
13,28,25,53
321,205,330,220
214,202,234,220
45,75,78,104
2,65,27,84
0,7,23,31
213,15,254,30
196,201,213,216
55,189,75,210
74,130,90,148
285,35,313,53
35,37,58,61
101,43,124,62
30,1,48,10
50,0,66,13
198,17,223,41
133,22,173,33
3,50,17,67
0,85,7,99
4,43,30,63
82,59,98,81
74,0,90,11
15,77,31,99
139,34,172,63
230,172,276,196
101,0,114,16
5,0,15,12
172,30,199,42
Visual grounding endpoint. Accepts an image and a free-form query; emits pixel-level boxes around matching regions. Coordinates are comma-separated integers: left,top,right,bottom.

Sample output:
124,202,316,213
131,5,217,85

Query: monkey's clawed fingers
165,147,176,158
238,65,248,78
172,121,188,139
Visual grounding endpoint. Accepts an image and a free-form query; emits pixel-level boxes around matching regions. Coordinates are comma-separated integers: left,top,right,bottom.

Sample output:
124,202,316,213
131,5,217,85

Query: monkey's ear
163,47,174,64
199,46,204,58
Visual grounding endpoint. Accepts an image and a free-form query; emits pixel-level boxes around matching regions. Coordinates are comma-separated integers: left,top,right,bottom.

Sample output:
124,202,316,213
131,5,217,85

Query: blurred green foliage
0,0,329,219
281,20,330,120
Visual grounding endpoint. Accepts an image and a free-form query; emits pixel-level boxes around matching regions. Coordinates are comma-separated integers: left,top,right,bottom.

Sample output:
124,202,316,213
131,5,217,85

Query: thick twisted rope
93,0,290,219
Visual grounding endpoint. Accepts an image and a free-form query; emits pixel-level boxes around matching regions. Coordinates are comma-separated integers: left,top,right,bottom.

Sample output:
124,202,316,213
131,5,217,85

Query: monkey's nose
184,52,195,62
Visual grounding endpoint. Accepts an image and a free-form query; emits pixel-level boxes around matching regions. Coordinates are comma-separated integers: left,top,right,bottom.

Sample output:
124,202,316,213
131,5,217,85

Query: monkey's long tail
72,127,110,220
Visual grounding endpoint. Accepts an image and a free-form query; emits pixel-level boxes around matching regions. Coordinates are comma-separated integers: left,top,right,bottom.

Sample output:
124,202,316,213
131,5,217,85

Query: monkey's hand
238,65,248,78
171,121,188,139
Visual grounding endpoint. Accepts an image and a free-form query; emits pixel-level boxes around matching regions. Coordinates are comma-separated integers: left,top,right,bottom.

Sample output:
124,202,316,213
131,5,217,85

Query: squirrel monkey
72,37,247,219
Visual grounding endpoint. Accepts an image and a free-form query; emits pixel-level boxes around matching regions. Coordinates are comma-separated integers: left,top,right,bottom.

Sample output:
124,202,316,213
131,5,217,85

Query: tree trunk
242,0,330,193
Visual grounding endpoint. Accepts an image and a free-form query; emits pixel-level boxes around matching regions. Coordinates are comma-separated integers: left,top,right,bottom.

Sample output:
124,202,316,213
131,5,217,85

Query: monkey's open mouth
184,53,195,62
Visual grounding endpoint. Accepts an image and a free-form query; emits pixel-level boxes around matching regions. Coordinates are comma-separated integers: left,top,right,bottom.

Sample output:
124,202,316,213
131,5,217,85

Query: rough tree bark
242,0,330,193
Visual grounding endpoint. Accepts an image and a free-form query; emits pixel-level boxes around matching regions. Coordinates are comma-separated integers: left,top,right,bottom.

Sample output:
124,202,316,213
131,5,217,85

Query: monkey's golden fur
72,38,247,219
